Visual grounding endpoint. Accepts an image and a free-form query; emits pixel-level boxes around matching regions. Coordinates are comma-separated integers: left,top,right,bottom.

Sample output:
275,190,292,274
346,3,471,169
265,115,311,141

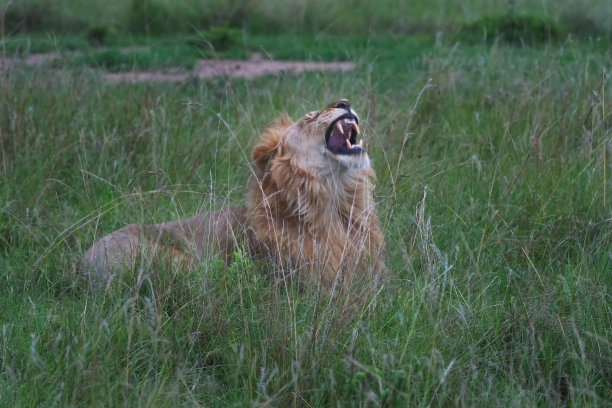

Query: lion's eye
335,100,350,109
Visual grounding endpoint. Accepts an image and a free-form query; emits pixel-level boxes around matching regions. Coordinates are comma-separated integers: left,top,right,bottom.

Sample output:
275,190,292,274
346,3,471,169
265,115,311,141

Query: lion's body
80,207,249,287
80,100,385,289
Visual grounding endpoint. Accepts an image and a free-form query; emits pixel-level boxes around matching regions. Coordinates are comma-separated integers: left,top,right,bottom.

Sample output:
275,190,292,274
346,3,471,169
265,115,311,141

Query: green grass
1,1,612,406
3,0,612,38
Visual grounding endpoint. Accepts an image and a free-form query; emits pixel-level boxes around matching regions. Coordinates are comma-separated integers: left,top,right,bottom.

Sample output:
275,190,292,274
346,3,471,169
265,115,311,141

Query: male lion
80,99,385,289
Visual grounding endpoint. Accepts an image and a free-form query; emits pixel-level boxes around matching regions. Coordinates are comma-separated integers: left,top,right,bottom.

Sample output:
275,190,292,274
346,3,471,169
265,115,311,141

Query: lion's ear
252,114,293,172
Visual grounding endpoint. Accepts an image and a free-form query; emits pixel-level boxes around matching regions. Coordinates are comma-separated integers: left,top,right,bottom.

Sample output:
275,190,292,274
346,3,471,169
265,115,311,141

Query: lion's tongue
328,129,347,149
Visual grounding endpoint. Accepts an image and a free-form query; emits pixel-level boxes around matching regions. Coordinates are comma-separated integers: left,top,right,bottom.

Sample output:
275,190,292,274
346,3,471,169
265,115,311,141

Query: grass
3,0,612,38
1,1,611,406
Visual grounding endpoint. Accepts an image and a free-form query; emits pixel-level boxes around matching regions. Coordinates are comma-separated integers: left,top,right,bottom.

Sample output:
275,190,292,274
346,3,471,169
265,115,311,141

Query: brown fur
80,100,385,289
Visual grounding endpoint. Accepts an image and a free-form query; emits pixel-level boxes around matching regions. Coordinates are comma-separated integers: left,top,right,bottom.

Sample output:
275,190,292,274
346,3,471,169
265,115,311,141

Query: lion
80,99,385,290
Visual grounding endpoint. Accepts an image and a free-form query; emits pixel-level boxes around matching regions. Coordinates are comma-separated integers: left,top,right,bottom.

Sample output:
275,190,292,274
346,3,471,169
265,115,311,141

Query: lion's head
248,99,384,289
253,99,370,175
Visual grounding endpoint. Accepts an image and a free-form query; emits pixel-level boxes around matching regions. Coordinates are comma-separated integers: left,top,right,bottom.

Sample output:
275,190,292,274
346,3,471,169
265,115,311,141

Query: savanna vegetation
1,0,611,406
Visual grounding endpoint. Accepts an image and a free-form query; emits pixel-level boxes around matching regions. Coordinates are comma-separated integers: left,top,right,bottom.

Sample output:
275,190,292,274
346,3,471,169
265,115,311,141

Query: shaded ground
0,51,355,81
107,58,355,82
0,52,61,67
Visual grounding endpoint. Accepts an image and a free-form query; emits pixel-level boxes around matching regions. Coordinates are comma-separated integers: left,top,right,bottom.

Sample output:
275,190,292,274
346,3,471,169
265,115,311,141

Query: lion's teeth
352,123,360,134
358,139,363,148
346,139,352,148
336,121,344,134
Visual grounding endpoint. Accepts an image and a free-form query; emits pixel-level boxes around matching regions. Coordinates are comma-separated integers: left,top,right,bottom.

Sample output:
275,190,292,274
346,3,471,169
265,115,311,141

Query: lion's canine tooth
358,139,363,148
336,121,344,134
346,139,353,148
352,123,360,134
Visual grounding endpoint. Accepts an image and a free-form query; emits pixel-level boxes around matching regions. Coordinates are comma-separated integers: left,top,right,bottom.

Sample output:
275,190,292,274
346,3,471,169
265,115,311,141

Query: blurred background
2,0,610,54
3,0,611,37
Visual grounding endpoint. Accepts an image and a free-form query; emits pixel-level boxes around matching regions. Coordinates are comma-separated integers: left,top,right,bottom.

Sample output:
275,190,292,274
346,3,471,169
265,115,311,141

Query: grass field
1,0,611,406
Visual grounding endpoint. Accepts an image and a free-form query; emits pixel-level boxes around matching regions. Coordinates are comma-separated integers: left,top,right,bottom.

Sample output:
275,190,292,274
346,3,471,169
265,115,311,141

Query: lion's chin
325,148,371,170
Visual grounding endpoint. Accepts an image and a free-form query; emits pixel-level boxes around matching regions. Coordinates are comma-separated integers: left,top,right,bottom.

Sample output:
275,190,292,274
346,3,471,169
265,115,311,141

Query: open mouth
325,113,363,155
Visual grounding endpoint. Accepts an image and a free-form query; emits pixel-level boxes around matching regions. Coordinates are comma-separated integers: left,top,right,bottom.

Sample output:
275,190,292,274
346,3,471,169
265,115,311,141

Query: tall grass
1,26,611,408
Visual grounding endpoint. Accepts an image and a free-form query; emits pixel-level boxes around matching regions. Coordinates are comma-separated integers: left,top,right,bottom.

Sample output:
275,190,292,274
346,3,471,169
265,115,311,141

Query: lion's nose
334,99,350,109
